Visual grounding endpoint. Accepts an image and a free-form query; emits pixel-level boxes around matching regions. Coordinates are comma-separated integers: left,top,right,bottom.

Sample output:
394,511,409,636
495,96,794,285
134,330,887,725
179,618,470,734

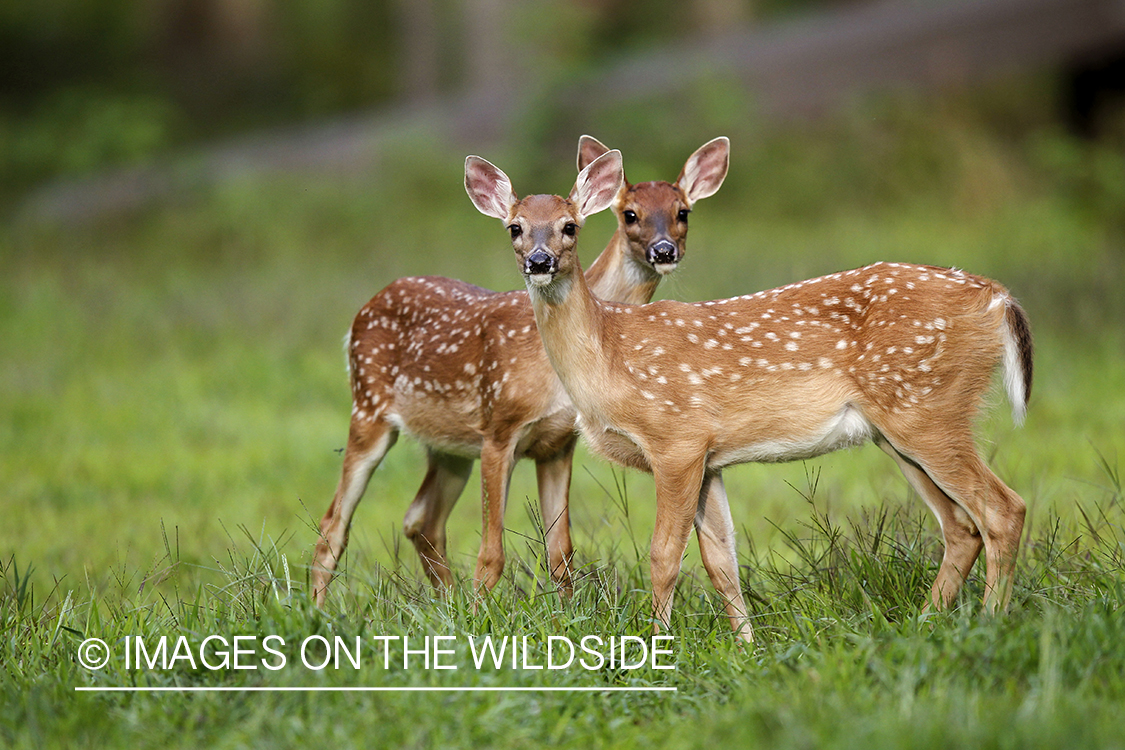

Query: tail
1001,298,1033,426
343,329,354,378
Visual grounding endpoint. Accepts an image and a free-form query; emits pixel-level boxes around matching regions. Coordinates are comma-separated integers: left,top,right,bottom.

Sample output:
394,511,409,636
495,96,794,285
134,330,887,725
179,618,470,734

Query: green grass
5,480,1125,748
2,83,1125,747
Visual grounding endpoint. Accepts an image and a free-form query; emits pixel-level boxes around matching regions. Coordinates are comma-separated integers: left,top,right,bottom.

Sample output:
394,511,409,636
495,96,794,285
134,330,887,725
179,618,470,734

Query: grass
5,475,1125,748
2,80,1125,746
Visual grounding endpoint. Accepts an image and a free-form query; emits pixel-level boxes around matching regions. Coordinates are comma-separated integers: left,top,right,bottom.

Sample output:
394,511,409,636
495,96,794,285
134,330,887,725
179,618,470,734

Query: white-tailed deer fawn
466,150,1033,643
312,137,730,605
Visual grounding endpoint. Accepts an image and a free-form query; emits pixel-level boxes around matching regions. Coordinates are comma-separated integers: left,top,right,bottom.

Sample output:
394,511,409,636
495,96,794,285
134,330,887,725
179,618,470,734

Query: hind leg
934,454,1025,612
877,432,1025,612
403,450,474,589
876,437,983,609
312,416,398,606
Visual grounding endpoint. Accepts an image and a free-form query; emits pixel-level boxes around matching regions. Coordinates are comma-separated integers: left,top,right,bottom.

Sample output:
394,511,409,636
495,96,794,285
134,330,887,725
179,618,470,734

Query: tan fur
311,138,729,605
468,154,1033,643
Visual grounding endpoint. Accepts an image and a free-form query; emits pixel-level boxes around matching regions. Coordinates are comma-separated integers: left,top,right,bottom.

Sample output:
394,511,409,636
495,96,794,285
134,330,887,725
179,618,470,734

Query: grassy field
2,84,1125,747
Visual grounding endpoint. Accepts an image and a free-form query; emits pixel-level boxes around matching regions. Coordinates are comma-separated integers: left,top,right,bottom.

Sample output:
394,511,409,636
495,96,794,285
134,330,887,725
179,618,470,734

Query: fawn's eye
508,224,522,239
563,223,577,236
623,210,638,225
677,209,690,223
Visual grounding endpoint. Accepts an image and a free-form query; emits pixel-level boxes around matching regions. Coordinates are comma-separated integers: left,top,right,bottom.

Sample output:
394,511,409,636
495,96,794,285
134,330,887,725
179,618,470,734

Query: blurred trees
1,0,788,195
18,0,1113,204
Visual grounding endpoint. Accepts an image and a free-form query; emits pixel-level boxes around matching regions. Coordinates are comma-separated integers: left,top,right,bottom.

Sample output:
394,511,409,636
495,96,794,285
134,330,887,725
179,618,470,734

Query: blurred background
2,0,1124,594
5,0,1125,211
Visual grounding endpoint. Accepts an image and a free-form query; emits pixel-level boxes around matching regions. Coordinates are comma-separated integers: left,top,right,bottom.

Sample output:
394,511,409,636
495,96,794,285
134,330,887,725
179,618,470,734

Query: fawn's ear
569,149,623,220
677,136,729,204
465,156,517,220
577,135,611,172
578,135,631,190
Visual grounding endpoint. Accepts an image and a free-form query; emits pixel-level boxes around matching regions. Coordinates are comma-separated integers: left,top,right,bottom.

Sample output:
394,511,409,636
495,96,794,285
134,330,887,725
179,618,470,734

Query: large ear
677,136,729,204
577,135,611,172
465,156,517,220
569,149,623,219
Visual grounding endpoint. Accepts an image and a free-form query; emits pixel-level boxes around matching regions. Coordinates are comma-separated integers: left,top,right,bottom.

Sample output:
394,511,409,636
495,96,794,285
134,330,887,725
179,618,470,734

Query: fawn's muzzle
647,240,679,266
525,251,557,276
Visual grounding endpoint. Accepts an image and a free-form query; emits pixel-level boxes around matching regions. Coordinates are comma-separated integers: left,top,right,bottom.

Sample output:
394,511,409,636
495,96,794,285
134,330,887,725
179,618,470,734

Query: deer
465,148,1033,643
311,136,731,606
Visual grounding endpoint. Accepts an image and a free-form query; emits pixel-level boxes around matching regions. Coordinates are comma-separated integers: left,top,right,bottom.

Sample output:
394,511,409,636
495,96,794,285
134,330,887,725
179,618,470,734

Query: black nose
647,240,678,265
525,250,557,275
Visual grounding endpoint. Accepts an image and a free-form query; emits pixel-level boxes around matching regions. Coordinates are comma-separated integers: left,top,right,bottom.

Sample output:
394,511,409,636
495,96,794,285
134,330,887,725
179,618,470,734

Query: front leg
650,456,708,634
473,437,518,592
695,471,753,642
535,435,578,597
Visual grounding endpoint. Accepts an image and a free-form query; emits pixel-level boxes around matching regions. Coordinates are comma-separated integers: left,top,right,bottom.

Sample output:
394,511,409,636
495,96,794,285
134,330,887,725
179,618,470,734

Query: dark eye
623,210,638,225
563,223,577,236
508,224,522,239
677,209,690,223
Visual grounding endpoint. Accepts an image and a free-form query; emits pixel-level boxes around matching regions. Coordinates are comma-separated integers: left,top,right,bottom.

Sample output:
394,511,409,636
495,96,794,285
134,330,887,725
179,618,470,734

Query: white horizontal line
75,686,677,693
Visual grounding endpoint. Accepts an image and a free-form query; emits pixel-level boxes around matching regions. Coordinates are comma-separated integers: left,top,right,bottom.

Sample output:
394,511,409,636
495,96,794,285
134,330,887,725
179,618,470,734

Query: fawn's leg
535,436,578,597
312,416,398,605
878,430,1025,612
650,455,708,633
695,471,753,642
876,437,983,609
403,450,474,589
473,437,518,592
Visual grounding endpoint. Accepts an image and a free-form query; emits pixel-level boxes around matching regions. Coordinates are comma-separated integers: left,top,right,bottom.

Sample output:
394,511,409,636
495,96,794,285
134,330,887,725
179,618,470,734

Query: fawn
312,137,730,605
465,148,1032,642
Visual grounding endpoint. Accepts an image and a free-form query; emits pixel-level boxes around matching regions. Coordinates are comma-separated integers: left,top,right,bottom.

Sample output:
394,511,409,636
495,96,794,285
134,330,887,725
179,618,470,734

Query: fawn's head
465,149,624,293
578,135,729,277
